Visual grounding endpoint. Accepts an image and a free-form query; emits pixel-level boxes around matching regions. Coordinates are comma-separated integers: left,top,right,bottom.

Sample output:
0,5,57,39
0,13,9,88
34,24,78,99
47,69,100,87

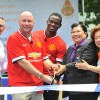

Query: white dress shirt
0,40,7,77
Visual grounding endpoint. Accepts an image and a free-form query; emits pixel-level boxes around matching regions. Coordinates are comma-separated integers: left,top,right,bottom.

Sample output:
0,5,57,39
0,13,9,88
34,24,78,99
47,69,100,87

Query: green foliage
79,0,100,27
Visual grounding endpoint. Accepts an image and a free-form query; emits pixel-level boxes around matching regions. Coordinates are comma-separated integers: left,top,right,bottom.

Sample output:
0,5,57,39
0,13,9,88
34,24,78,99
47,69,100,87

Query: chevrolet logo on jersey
28,52,41,59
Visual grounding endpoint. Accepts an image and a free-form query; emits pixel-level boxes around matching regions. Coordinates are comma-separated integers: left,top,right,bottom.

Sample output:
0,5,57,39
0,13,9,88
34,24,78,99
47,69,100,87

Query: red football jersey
35,30,67,75
6,31,48,86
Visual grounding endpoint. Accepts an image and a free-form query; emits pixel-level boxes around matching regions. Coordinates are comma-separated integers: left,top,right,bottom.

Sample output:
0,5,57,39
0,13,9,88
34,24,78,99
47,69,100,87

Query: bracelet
38,73,43,79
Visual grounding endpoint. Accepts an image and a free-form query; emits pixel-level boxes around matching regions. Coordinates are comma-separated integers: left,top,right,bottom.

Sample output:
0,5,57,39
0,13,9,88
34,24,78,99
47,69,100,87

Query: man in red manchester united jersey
35,13,67,100
6,11,58,100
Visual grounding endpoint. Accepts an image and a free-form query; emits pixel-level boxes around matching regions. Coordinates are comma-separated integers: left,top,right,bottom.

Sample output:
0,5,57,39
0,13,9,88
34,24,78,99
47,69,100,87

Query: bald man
6,11,58,100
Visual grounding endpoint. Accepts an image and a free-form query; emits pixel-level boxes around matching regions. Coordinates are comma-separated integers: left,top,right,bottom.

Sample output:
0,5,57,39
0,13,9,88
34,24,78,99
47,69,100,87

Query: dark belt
0,77,2,86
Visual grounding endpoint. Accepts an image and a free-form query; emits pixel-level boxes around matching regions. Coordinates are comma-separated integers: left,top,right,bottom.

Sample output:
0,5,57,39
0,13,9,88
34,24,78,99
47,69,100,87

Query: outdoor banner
0,0,79,50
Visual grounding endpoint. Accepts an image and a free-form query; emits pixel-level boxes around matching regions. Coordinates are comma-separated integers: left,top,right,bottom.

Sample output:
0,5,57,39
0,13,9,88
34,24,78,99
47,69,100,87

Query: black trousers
0,79,4,100
69,92,99,100
0,95,4,100
43,82,59,100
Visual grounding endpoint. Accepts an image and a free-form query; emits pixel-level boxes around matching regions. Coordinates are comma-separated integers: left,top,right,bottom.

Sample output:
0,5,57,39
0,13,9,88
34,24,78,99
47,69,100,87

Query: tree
79,0,100,27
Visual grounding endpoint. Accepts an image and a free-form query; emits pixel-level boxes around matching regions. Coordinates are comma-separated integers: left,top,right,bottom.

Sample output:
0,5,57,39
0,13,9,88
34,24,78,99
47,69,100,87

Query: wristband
38,73,43,79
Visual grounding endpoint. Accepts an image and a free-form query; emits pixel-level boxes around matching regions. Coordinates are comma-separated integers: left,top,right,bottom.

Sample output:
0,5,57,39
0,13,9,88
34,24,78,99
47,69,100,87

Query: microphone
45,38,47,41
30,41,33,44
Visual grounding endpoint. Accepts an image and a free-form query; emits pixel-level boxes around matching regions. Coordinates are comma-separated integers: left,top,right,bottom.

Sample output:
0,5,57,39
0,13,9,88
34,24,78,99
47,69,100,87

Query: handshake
51,63,66,76
42,64,66,85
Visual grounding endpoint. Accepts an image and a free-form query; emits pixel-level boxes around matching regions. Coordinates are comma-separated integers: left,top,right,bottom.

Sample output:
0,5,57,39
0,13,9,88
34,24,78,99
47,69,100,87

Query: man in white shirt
0,17,7,100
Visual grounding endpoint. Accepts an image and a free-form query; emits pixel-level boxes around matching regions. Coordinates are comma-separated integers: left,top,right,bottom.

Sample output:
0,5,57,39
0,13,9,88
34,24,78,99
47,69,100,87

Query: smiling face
46,15,61,36
71,25,87,46
19,11,34,37
94,30,100,48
